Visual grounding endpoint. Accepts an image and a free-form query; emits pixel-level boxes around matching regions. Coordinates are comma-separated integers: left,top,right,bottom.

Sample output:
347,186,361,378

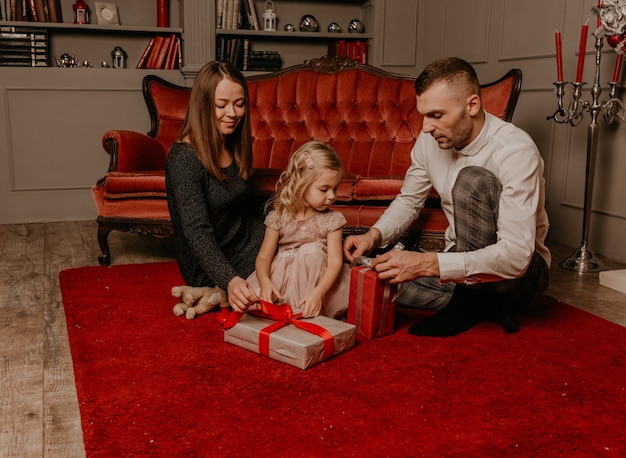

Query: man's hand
372,250,440,284
343,228,382,263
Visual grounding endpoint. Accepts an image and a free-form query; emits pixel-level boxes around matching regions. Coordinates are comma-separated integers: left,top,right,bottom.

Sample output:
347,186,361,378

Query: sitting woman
166,61,265,318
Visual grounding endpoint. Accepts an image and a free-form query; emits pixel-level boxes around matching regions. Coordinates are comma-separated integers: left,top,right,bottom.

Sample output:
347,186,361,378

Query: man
343,57,551,337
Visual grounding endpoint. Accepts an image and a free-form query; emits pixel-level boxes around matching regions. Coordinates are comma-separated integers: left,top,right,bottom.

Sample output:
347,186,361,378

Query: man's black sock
479,297,520,333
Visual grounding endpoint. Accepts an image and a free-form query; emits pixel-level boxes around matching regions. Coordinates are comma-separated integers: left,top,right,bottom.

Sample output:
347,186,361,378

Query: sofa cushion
104,171,166,199
353,177,403,200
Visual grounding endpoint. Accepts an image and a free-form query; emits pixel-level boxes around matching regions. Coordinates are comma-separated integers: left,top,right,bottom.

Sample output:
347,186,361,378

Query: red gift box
348,266,397,339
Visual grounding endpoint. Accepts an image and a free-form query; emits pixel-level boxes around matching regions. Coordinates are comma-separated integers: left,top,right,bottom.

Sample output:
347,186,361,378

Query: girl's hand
259,283,282,304
258,278,282,304
297,290,323,318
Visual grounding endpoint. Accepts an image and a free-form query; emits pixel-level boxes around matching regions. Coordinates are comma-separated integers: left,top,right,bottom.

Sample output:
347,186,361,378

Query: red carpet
60,261,626,457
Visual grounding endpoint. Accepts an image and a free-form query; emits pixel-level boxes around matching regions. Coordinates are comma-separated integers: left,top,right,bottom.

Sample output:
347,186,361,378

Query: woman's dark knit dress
165,142,265,290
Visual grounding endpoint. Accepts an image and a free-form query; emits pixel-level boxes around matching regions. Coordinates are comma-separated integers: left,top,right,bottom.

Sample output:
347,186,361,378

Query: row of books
217,0,260,30
217,37,281,72
0,26,49,67
328,39,368,65
136,34,182,70
0,0,63,23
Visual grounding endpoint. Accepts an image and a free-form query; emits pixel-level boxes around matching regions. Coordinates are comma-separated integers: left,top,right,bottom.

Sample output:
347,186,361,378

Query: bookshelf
214,0,374,72
0,0,183,69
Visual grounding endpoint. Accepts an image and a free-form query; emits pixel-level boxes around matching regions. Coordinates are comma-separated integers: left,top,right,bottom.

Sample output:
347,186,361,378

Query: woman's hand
227,276,259,312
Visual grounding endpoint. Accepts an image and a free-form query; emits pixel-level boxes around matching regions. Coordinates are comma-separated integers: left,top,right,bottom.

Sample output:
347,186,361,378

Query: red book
145,35,164,69
358,40,368,64
166,36,180,69
347,266,397,339
136,37,155,69
154,35,171,69
162,33,177,69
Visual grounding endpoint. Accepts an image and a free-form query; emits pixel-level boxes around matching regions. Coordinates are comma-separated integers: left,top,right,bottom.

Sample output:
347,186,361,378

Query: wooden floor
1,221,625,458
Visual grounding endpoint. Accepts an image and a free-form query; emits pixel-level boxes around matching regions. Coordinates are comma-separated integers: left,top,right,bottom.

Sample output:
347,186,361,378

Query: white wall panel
441,0,491,64
380,0,418,67
6,88,145,191
500,0,566,61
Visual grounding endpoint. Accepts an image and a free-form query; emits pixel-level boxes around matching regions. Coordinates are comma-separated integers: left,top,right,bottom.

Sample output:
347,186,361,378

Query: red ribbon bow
217,300,335,359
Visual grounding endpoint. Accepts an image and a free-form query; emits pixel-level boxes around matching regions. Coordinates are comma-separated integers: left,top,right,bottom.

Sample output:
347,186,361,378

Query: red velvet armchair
93,56,522,265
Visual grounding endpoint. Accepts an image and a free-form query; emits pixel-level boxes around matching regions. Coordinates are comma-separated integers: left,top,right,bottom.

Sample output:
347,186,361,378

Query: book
145,35,165,69
216,0,224,29
0,51,47,59
20,0,27,21
241,0,254,30
231,0,240,29
46,0,61,22
154,35,171,69
27,0,37,21
163,34,179,69
165,35,179,69
230,37,243,67
176,36,182,68
0,59,48,66
247,0,259,30
33,0,44,22
241,37,249,70
224,0,233,29
136,37,155,69
237,0,249,29
41,0,50,21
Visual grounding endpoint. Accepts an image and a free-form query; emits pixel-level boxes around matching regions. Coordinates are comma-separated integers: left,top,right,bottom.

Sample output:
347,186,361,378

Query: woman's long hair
272,140,343,217
178,61,253,181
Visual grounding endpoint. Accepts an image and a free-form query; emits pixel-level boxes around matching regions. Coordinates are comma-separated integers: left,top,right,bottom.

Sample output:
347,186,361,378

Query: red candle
576,22,589,83
612,50,624,83
157,0,169,27
555,30,564,81
597,0,603,28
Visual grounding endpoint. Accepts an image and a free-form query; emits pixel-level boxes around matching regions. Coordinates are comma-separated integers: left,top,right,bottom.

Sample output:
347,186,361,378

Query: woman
166,61,265,316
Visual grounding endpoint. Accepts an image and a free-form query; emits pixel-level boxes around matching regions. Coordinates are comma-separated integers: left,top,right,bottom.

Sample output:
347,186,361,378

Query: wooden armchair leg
95,216,173,265
97,223,112,266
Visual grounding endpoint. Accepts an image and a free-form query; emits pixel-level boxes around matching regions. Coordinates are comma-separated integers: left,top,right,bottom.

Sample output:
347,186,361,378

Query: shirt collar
454,112,491,157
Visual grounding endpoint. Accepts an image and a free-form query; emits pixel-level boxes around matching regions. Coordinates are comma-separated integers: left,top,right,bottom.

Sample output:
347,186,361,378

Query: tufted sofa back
247,62,420,178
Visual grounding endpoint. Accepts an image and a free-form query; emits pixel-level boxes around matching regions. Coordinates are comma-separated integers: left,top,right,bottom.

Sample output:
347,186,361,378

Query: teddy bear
171,285,229,319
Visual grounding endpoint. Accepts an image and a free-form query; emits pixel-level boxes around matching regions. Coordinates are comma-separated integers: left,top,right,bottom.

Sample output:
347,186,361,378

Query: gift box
348,266,397,339
224,313,356,369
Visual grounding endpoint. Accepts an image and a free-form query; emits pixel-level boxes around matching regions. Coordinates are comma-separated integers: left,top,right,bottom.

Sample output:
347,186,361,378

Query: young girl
247,140,351,319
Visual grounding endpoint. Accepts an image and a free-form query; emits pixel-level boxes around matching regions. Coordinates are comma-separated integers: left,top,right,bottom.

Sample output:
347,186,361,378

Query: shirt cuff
437,251,466,282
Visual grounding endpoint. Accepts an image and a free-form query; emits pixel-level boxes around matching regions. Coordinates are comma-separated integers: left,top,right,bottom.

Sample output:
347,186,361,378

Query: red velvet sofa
93,56,521,265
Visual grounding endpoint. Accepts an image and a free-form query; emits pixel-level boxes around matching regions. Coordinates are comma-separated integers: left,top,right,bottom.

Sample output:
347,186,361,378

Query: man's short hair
414,57,481,97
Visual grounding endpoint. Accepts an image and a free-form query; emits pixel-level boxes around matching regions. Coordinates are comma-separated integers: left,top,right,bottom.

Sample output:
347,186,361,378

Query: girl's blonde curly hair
271,140,343,217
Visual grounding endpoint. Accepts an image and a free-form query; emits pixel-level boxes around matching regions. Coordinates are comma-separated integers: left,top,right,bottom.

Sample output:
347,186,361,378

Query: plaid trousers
397,166,549,310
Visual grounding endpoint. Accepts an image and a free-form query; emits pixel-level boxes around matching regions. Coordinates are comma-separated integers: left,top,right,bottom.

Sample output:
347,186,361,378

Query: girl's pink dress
247,209,351,318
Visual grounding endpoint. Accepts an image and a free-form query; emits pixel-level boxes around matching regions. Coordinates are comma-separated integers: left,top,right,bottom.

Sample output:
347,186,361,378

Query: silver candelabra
547,29,625,272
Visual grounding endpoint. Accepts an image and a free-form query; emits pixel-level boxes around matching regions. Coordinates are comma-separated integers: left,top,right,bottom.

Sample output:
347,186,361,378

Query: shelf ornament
263,1,277,32
73,0,90,24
